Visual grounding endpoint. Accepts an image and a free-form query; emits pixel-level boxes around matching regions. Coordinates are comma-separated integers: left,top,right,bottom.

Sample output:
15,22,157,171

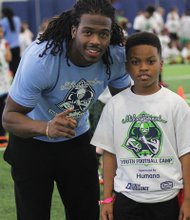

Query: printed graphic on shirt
120,112,176,192
56,79,95,119
122,112,165,158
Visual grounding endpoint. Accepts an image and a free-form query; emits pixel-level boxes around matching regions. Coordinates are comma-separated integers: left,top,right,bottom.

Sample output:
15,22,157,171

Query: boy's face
126,45,163,95
70,13,112,66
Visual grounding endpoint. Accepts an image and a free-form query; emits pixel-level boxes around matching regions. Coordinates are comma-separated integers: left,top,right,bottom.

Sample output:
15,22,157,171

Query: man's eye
84,31,92,36
99,32,110,38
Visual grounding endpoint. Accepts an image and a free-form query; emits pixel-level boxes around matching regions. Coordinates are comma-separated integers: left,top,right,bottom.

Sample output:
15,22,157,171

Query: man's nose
89,34,100,45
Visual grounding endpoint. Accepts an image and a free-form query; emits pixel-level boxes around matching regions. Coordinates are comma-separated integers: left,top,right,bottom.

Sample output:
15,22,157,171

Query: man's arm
2,95,44,138
2,96,77,138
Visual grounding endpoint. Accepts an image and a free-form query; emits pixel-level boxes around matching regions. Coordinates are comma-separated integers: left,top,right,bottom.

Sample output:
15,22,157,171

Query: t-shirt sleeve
90,101,116,154
109,73,131,89
108,45,131,89
9,54,50,108
176,101,190,157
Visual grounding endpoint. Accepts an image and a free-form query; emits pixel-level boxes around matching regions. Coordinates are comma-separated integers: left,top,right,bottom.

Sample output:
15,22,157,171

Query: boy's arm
103,150,117,199
179,153,190,220
101,150,117,220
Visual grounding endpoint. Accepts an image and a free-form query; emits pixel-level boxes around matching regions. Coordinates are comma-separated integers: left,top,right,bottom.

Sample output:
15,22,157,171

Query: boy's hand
101,203,113,220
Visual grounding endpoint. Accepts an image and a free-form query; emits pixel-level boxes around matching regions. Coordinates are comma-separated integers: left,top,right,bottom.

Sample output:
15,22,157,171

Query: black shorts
113,192,179,220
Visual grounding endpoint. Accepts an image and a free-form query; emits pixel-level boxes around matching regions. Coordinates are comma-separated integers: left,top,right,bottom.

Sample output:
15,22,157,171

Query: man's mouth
86,47,102,57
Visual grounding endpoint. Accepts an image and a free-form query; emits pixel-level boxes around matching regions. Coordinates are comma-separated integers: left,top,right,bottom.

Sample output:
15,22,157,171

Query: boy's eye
131,60,139,65
148,59,156,64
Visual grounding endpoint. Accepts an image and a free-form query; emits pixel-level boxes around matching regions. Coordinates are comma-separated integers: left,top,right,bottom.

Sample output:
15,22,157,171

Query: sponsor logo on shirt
126,183,149,191
160,181,174,190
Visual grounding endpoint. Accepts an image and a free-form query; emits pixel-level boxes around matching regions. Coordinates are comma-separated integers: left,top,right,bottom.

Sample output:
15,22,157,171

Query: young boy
91,32,190,220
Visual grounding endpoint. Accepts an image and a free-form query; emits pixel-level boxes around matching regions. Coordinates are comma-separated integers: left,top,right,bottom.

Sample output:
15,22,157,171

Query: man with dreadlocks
2,0,131,219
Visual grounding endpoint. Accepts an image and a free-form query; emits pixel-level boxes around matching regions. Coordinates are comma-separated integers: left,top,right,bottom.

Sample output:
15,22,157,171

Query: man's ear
71,25,77,39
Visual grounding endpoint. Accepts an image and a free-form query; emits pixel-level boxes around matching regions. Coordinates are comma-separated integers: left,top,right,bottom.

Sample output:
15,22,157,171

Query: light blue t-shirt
0,16,21,48
9,41,131,142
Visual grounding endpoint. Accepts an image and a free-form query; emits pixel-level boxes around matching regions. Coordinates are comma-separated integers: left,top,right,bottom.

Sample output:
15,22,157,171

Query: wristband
98,196,115,205
46,120,52,139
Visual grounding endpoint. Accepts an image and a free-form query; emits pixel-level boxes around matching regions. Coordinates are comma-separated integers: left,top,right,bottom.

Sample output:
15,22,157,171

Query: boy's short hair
125,32,162,57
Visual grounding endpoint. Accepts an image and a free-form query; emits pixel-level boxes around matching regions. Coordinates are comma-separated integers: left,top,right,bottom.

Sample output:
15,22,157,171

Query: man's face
70,13,112,66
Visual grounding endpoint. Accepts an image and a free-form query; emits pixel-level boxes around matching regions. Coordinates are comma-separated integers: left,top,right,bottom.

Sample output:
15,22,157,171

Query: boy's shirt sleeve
90,101,116,154
175,100,190,157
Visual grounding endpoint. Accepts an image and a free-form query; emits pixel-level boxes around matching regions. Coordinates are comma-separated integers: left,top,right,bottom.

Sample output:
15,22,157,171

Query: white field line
164,75,190,81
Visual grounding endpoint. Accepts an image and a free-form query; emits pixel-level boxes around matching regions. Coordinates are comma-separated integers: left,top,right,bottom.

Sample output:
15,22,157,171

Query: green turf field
0,64,189,220
162,64,190,105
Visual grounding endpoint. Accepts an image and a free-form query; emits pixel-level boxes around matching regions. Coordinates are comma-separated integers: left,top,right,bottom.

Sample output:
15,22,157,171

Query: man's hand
47,109,77,138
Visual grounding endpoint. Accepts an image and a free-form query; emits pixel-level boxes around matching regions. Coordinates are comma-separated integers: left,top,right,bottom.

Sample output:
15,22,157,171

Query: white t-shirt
19,29,33,56
165,19,180,35
91,87,190,203
181,47,190,59
133,14,157,33
0,39,10,96
153,11,164,34
179,15,190,40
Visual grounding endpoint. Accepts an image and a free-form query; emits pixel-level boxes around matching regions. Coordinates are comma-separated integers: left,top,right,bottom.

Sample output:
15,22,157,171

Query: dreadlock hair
37,0,125,79
125,32,162,58
2,8,15,31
